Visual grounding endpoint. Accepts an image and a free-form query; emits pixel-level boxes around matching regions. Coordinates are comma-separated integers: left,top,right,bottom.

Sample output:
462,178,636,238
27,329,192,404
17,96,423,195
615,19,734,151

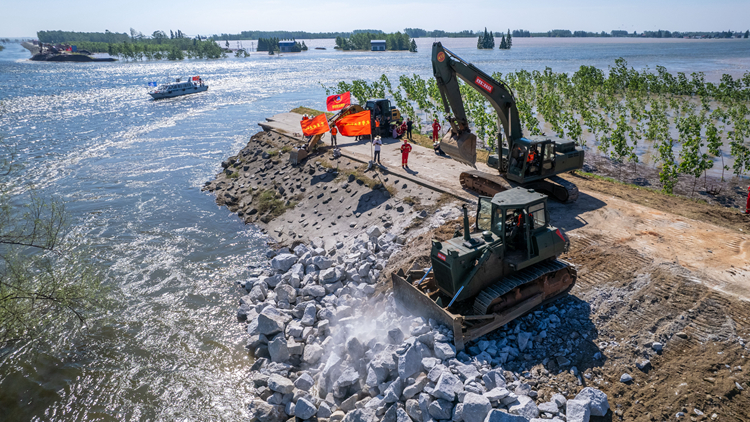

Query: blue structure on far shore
279,41,296,52
371,40,386,51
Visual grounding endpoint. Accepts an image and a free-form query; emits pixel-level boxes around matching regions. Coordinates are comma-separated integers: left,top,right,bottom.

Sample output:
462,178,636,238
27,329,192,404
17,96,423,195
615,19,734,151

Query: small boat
148,76,208,100
315,47,326,50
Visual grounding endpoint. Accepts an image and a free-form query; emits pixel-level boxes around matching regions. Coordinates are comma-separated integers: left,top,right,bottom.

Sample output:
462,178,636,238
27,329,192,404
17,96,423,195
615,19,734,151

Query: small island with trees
477,28,512,50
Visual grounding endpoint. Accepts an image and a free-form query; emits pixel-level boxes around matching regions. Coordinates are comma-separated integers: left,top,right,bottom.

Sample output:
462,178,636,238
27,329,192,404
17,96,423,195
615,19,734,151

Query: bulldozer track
473,259,575,315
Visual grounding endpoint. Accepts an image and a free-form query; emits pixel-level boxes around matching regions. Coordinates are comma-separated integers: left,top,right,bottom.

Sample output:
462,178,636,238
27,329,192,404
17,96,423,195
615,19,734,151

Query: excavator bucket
439,132,477,168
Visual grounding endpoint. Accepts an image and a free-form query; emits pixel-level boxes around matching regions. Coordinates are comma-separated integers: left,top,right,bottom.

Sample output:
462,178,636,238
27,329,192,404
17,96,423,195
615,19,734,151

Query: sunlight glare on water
0,36,748,420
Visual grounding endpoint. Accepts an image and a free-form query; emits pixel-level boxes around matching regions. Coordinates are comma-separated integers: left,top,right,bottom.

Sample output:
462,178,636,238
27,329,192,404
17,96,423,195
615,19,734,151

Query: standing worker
373,136,382,164
746,186,750,214
406,117,413,140
330,126,338,147
400,138,412,169
375,117,380,138
432,118,442,143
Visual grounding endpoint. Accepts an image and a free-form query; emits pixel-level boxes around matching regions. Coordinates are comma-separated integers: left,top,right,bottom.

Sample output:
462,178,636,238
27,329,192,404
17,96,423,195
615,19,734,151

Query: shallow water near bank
0,36,748,420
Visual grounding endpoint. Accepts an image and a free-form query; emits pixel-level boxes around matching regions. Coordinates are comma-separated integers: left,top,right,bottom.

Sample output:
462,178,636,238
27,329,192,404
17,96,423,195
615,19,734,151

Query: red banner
192,76,200,81
300,114,330,137
326,92,351,111
336,110,371,137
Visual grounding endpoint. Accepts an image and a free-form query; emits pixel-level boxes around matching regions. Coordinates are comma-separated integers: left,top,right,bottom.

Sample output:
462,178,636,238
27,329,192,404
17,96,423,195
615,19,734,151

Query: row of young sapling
323,58,750,196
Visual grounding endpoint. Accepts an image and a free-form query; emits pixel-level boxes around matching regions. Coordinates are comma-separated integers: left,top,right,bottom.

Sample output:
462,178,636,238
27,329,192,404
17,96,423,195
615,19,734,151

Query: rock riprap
239,229,610,421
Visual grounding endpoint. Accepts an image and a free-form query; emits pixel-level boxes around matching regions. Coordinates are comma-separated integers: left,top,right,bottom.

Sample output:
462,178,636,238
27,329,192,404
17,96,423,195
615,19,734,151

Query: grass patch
281,145,292,154
256,190,295,219
266,149,279,157
403,196,418,206
291,106,335,119
228,171,239,179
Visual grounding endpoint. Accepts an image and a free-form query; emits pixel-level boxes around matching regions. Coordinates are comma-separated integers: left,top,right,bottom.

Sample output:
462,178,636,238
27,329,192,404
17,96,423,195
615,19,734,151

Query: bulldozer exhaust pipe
462,204,471,241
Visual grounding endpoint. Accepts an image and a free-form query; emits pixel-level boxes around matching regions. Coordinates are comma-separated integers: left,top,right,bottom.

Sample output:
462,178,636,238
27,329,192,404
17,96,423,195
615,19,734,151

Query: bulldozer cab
476,188,550,264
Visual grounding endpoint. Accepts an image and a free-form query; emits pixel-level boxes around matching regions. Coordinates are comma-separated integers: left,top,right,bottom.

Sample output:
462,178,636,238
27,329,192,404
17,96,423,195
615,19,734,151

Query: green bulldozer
392,187,577,350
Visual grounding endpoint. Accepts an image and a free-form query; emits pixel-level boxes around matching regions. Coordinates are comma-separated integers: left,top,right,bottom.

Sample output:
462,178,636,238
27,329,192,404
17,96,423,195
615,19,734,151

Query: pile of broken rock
237,228,610,422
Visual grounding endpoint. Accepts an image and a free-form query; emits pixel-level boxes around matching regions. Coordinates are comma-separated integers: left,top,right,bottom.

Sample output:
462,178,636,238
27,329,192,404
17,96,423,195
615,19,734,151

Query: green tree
0,142,105,350
409,39,417,52
477,28,495,49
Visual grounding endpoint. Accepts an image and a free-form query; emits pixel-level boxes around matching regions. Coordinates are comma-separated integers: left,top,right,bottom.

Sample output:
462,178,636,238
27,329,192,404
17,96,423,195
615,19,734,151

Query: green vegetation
324,59,750,196
499,30,512,50
0,141,105,351
37,29,225,61
477,28,495,49
511,28,750,38
256,190,295,219
290,107,334,118
335,32,412,51
404,28,477,38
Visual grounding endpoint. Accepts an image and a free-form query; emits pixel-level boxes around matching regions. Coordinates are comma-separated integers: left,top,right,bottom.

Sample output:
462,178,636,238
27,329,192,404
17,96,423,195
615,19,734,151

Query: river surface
0,36,748,421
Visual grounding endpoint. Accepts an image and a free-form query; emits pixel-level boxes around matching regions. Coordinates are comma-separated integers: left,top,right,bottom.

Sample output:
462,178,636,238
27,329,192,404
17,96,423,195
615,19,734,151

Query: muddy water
0,36,747,420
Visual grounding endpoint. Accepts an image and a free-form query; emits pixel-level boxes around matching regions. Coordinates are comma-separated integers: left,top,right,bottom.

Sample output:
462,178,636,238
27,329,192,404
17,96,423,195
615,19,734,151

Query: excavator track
459,171,579,203
473,259,577,315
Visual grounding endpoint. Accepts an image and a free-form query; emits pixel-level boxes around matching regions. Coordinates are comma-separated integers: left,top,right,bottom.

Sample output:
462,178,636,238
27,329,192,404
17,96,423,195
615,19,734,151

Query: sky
2,0,749,37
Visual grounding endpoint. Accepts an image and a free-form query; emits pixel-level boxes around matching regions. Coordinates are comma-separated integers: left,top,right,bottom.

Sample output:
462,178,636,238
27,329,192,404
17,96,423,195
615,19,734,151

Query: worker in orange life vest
400,139,412,168
330,126,338,147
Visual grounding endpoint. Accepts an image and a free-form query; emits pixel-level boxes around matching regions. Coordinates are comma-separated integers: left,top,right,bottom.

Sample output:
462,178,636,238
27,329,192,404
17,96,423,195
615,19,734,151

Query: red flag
336,110,371,137
326,92,351,111
192,76,200,81
300,114,330,137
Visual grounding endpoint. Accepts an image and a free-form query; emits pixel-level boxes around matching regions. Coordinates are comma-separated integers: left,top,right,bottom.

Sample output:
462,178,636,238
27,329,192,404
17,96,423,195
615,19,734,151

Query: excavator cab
505,138,565,183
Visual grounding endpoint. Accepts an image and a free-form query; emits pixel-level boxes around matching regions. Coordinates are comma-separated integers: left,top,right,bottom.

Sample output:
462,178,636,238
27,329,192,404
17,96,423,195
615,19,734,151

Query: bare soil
386,174,750,421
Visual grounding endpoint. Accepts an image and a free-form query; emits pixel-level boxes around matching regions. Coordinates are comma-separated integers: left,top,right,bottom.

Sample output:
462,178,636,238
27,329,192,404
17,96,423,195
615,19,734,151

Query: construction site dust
204,43,749,422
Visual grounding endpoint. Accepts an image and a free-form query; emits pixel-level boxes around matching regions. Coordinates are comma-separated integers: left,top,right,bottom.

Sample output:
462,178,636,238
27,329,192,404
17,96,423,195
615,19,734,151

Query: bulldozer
392,187,577,350
432,42,584,203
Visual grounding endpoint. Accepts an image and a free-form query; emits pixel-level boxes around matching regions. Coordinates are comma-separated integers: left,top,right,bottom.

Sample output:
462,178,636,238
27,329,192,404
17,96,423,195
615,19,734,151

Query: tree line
334,32,416,51
324,61,750,197
511,28,750,38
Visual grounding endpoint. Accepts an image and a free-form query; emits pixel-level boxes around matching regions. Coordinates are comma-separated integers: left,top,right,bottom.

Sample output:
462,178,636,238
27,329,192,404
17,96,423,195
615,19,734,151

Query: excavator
432,42,584,203
390,43,581,350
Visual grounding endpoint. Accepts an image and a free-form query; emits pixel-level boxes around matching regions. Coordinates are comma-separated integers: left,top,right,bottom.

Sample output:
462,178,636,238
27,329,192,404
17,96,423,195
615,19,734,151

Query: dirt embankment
202,130,454,249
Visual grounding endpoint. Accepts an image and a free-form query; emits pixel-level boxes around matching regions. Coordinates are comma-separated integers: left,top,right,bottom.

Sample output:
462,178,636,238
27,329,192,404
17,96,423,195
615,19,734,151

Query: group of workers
300,113,450,169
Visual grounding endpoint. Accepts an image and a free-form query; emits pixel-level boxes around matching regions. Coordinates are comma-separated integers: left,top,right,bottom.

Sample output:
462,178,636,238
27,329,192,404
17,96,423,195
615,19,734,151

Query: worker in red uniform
400,139,412,169
746,186,750,214
432,118,442,143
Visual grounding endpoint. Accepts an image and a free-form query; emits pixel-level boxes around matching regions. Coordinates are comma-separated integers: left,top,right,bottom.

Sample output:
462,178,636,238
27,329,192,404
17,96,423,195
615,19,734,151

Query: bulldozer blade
439,132,477,168
391,270,468,350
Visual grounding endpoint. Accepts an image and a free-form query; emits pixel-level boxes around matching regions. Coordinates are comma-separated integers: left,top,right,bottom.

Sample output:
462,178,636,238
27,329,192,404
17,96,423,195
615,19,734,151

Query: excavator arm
431,42,523,166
